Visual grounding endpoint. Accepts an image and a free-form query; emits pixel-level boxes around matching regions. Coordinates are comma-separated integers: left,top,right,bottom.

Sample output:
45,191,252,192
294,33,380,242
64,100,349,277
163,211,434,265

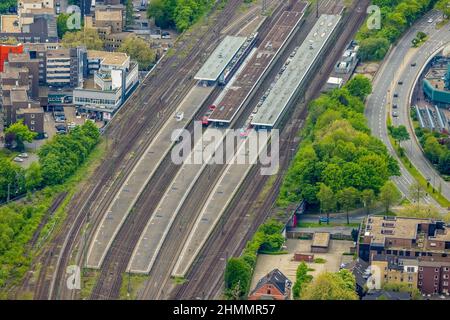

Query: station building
423,53,450,107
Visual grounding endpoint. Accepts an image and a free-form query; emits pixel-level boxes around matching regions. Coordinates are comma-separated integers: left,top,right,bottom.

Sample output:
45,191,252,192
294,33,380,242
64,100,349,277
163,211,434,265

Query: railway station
194,35,249,86
251,14,342,130
207,1,308,126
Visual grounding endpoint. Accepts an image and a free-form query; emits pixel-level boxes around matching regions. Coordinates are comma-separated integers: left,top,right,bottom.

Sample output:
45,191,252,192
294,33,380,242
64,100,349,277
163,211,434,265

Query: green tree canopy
118,37,156,70
5,120,37,151
337,187,360,225
379,181,402,213
292,262,312,299
345,75,372,100
61,28,104,50
224,258,252,299
301,270,358,300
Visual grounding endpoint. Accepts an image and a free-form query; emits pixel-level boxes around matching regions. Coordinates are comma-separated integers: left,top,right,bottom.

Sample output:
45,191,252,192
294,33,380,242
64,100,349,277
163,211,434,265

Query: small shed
311,232,330,253
293,252,314,262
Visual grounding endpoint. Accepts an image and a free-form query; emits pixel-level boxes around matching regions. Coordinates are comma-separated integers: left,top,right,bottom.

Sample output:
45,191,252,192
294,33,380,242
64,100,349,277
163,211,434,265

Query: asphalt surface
365,10,450,209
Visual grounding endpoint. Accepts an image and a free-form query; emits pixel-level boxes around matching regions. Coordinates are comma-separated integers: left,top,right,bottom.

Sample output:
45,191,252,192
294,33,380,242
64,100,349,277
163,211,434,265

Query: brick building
248,269,292,300
357,216,450,296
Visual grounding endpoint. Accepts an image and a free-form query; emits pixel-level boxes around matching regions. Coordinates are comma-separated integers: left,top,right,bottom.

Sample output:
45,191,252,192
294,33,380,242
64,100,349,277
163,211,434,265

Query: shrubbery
0,122,100,289
147,0,214,32
224,219,285,299
415,127,450,175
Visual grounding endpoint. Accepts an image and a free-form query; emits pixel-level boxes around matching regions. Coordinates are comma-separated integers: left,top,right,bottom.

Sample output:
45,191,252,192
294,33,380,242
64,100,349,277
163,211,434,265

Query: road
394,14,450,202
365,10,449,208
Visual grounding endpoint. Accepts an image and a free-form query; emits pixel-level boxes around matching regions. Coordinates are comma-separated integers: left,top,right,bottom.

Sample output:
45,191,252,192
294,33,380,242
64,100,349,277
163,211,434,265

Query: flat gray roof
251,14,341,128
194,36,247,82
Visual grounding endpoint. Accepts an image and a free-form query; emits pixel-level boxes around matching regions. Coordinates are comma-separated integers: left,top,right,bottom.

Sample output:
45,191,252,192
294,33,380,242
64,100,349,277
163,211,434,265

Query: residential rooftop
10,89,28,102
87,50,129,67
1,15,21,33
95,9,123,22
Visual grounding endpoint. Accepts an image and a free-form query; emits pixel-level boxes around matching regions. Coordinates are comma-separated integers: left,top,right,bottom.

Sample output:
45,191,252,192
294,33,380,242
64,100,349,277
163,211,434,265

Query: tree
147,0,176,29
337,187,359,225
4,120,37,151
361,189,375,215
57,13,74,39
436,0,450,18
61,28,104,50
301,270,358,300
292,262,312,299
25,162,43,191
379,181,402,214
358,37,390,61
438,150,450,174
397,204,445,221
224,258,252,299
383,282,421,300
125,0,134,27
390,125,410,146
409,182,426,207
118,37,156,70
317,184,336,224
345,75,372,101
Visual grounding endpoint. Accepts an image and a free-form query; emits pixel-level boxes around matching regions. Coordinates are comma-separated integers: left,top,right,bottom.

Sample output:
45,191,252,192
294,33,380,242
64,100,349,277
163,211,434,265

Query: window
31,121,35,125
435,268,439,272
444,281,449,286
444,275,449,280
419,281,422,286
419,267,423,271
435,275,439,280
419,274,423,279
31,126,34,131
31,114,35,118
444,267,449,272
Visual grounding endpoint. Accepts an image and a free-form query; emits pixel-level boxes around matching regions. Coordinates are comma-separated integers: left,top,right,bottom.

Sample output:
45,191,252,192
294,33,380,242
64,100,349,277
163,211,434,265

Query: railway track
30,0,245,300
87,0,248,300
171,0,370,299
137,0,308,300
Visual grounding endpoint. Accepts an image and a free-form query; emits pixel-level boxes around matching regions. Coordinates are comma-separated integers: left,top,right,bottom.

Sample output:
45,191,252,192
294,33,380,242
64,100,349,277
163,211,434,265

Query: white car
18,153,28,158
428,18,433,23
175,111,184,121
13,157,24,163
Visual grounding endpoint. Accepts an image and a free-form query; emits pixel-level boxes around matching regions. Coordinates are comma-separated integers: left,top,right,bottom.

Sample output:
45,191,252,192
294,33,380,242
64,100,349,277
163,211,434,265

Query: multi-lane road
365,10,450,208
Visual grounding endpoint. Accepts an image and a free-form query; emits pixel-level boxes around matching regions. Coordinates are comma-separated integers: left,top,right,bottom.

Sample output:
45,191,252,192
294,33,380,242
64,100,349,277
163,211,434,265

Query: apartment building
46,48,84,88
418,260,450,295
371,255,419,289
358,215,450,262
6,52,39,98
358,215,450,296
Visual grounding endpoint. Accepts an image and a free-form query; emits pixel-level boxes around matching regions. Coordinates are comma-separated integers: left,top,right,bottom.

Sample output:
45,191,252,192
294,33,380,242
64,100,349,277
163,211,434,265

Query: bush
224,219,285,299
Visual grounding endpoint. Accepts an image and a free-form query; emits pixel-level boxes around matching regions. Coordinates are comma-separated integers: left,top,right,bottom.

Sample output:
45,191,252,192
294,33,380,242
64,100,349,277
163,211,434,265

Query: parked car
392,111,399,117
18,153,28,158
13,156,24,163
175,111,184,122
411,62,417,67
393,104,398,109
393,93,399,98
428,18,433,23
398,81,403,85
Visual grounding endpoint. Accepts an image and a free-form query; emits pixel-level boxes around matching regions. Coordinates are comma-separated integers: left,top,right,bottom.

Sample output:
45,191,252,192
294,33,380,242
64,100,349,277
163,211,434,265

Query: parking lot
250,238,354,292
